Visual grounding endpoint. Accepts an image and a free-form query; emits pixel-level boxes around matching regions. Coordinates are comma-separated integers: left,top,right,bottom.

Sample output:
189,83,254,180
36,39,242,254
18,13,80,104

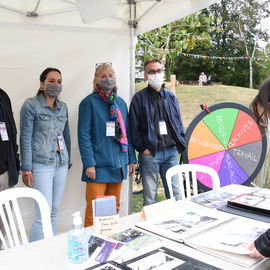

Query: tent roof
0,0,218,34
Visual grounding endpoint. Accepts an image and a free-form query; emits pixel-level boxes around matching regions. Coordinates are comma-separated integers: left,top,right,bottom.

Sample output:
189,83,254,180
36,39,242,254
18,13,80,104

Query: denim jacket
20,94,70,171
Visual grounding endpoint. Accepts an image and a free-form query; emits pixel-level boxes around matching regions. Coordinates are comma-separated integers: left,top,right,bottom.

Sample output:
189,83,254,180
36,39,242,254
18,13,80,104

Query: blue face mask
45,83,62,98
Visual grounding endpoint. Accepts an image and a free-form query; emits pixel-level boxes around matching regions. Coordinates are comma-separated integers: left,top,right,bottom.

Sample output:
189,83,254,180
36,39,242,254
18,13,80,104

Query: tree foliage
136,10,213,78
136,0,270,88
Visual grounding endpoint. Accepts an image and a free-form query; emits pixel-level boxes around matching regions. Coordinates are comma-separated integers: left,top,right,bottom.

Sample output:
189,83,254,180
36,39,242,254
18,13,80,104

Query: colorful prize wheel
182,102,267,191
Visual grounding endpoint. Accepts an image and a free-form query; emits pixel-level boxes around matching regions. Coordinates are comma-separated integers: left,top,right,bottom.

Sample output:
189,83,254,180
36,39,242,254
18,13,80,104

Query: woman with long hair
20,67,71,241
250,78,270,188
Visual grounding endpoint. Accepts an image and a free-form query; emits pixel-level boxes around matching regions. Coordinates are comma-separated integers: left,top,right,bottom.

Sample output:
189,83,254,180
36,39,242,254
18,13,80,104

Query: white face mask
148,73,164,89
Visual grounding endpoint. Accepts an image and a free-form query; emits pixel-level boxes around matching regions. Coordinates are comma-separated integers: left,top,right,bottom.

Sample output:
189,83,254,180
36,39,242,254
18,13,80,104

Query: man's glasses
146,69,163,75
95,62,112,68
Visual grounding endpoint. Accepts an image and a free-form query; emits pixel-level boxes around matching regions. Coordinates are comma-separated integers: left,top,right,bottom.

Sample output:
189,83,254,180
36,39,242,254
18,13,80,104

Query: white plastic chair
166,164,220,200
0,187,53,249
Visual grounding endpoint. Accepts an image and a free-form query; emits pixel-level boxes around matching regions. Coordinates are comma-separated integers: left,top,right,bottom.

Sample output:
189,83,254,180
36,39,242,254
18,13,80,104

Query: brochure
88,234,126,264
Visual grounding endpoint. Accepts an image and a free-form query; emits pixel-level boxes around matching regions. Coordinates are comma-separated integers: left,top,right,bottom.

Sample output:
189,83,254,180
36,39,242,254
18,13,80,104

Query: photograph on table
153,212,217,235
85,260,131,270
110,228,161,251
124,247,221,270
191,189,236,208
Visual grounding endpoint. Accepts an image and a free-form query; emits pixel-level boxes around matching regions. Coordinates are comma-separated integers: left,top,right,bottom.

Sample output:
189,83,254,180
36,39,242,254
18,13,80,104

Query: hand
143,149,151,155
22,173,34,188
86,166,96,180
129,163,136,176
248,242,265,258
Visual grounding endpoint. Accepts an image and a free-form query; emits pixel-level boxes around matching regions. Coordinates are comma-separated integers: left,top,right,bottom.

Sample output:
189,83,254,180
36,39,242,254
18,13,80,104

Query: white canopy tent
0,0,218,233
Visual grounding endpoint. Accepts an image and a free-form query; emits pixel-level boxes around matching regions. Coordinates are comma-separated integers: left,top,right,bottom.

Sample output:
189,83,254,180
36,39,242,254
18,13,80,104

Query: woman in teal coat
78,63,136,226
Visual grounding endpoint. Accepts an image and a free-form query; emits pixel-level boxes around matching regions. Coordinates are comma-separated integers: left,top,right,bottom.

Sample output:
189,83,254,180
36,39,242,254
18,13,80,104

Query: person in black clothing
0,88,20,190
0,88,20,248
129,58,186,206
249,229,270,258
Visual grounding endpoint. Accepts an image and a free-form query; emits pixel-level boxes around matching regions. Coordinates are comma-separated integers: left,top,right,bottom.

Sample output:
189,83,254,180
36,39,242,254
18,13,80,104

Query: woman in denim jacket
20,67,71,242
78,63,136,227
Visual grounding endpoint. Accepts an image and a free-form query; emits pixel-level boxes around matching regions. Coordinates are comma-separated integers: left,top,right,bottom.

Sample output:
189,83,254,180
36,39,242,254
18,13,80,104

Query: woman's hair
250,94,262,120
250,78,270,120
93,63,115,92
36,67,62,96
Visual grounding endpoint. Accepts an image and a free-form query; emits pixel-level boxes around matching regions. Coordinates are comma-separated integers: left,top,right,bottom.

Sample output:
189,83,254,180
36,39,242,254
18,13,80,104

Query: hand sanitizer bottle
68,211,89,263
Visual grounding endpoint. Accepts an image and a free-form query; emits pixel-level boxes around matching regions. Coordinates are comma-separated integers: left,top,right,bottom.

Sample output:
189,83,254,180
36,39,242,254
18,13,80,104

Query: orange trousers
84,182,122,227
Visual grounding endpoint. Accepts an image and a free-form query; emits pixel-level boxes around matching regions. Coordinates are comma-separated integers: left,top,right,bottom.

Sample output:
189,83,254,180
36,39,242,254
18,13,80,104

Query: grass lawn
131,83,259,213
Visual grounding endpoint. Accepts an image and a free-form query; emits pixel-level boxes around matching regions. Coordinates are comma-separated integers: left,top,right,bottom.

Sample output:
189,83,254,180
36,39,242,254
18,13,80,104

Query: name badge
0,122,9,141
159,121,168,135
57,135,65,150
106,121,115,136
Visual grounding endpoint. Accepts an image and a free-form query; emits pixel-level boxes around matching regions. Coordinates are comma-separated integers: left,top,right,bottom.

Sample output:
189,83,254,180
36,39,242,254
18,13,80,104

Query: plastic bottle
68,211,89,263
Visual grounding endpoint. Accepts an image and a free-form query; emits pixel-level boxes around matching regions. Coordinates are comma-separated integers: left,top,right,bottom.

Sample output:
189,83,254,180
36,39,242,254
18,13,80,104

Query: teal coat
78,92,136,183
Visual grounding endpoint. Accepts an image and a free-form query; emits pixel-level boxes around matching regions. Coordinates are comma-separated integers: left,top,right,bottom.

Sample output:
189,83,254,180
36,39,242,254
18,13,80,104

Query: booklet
124,246,222,270
227,193,270,216
92,196,119,236
136,199,269,268
191,189,237,208
136,198,234,243
185,218,269,268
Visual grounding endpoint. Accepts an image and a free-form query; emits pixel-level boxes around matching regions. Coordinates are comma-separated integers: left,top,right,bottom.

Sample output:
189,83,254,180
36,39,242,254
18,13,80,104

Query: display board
182,102,267,190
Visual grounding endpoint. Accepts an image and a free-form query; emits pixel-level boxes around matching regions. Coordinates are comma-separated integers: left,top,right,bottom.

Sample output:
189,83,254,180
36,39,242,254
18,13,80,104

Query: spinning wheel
182,102,267,190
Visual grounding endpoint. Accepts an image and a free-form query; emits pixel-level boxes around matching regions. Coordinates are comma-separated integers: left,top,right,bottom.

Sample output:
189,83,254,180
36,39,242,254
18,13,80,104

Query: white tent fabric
0,0,218,233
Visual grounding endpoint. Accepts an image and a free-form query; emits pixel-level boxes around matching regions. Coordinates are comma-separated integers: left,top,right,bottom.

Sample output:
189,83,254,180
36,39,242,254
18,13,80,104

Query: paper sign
93,214,119,236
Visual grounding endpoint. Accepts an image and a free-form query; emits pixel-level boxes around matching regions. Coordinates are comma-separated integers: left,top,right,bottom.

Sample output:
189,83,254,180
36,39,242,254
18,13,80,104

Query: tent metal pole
110,15,129,24
38,7,77,16
136,0,161,23
0,4,26,15
33,0,41,14
62,0,77,5
128,0,137,215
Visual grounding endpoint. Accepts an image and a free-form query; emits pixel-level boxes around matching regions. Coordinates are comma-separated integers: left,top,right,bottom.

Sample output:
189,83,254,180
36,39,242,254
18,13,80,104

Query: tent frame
0,0,77,17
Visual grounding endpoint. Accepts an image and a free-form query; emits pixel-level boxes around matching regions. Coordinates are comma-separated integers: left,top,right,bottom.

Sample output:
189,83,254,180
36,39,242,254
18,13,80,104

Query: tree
172,0,270,88
136,10,212,78
233,0,270,88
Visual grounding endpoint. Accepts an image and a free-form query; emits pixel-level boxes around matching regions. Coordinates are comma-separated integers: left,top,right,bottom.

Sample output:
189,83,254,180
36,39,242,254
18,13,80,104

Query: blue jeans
139,147,181,206
29,153,68,242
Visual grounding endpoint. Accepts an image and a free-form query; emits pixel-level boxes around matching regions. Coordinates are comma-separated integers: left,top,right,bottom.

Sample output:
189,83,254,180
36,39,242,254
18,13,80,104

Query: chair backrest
166,164,220,200
0,187,53,249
